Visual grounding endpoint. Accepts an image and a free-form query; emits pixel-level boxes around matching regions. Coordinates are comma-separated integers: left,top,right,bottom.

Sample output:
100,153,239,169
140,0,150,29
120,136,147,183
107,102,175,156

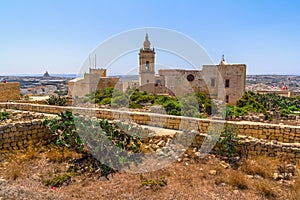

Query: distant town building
43,71,50,78
68,68,120,97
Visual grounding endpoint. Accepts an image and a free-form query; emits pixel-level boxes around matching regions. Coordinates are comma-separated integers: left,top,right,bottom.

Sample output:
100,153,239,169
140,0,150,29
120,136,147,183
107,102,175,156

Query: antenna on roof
89,54,91,69
94,54,97,69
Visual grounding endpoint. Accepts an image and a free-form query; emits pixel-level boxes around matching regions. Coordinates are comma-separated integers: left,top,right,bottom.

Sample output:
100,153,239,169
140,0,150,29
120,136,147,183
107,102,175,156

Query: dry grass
213,165,249,190
254,179,278,199
226,170,249,190
289,177,300,200
0,144,299,200
44,145,81,162
240,156,280,178
6,162,23,180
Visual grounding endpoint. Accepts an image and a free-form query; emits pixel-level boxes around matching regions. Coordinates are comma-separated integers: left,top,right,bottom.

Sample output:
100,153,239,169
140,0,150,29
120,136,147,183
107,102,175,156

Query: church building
137,34,246,105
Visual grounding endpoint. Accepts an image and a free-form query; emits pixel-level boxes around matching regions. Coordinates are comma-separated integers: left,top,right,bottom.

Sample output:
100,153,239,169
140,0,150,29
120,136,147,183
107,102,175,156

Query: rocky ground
0,141,299,200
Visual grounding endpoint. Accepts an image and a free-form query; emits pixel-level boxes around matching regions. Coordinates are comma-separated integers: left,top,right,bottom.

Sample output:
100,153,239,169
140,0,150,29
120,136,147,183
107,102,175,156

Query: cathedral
69,33,246,105
137,34,246,104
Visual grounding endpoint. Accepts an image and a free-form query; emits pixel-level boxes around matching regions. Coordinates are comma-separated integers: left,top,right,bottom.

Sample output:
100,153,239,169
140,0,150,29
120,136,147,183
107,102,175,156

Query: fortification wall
0,82,20,102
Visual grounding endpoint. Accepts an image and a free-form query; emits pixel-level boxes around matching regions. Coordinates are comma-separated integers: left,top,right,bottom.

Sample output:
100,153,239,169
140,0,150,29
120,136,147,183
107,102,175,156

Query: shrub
280,109,291,118
288,105,299,111
43,111,144,170
43,110,83,152
46,95,67,106
216,125,240,157
0,111,10,121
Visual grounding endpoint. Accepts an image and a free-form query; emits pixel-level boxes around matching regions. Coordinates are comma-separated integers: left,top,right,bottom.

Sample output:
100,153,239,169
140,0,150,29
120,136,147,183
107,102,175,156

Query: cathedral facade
138,34,246,105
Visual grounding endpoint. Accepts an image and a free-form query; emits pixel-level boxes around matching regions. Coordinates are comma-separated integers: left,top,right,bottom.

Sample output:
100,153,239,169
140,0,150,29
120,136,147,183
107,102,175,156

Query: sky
0,0,300,75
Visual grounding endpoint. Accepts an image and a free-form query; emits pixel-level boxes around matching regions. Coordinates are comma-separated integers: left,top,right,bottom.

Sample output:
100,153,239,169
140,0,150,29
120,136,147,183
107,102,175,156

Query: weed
140,174,167,190
43,173,72,187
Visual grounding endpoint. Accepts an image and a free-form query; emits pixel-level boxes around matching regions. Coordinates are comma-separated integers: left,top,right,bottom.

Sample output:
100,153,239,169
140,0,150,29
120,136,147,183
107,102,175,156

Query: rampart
0,82,20,102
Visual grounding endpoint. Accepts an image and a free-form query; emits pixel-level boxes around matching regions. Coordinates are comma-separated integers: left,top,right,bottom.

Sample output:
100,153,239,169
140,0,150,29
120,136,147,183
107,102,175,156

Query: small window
145,61,150,71
211,78,215,87
147,80,149,83
225,95,229,103
225,79,230,88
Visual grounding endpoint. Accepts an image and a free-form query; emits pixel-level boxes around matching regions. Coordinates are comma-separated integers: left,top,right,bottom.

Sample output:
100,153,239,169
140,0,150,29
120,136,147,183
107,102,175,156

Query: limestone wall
0,119,52,150
0,82,20,102
0,102,299,159
1,103,299,144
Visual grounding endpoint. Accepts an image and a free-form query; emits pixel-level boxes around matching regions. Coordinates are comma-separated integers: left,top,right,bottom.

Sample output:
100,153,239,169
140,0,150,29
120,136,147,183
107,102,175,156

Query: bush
46,95,67,106
288,105,299,111
43,110,83,152
216,125,240,157
0,111,10,121
280,109,291,118
43,111,144,170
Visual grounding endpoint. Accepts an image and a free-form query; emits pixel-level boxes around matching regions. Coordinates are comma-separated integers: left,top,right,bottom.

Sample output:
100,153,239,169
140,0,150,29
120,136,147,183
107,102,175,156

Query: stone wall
0,102,299,159
1,103,300,143
0,82,20,102
0,119,52,150
190,133,300,160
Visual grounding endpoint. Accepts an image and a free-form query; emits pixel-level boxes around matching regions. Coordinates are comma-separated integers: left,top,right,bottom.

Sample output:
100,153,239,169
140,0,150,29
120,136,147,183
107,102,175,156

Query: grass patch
254,179,277,199
43,173,72,187
240,156,280,178
140,174,167,190
7,162,23,180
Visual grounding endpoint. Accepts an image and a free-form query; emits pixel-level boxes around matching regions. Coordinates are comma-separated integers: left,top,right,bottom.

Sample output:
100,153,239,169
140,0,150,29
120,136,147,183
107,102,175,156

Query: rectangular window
211,78,215,87
225,95,229,103
225,79,230,88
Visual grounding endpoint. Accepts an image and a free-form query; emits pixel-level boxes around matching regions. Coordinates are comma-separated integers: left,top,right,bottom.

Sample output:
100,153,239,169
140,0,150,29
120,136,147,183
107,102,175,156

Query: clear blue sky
0,0,300,75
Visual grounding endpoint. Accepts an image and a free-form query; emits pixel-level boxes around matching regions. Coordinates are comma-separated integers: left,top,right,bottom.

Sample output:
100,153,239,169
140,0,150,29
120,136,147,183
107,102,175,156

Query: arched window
145,61,150,71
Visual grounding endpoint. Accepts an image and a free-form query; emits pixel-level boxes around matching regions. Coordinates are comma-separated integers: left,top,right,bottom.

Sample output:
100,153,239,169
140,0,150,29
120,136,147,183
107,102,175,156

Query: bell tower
139,33,155,90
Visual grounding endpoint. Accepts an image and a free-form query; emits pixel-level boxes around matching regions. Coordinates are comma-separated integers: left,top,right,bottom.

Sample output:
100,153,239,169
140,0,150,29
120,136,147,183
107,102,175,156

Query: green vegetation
0,111,10,121
43,110,83,152
43,173,72,187
226,91,300,120
140,174,167,189
216,125,240,157
46,95,67,106
85,87,214,117
43,110,143,170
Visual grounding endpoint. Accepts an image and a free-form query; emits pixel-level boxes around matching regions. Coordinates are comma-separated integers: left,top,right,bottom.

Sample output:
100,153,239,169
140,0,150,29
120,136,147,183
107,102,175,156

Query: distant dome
43,71,50,77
